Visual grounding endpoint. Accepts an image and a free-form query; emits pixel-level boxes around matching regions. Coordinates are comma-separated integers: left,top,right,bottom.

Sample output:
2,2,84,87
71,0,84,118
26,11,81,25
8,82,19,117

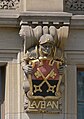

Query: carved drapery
64,0,84,13
0,0,20,9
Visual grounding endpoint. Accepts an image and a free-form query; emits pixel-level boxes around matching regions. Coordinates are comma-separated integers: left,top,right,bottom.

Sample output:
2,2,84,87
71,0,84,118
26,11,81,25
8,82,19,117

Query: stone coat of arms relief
19,24,69,113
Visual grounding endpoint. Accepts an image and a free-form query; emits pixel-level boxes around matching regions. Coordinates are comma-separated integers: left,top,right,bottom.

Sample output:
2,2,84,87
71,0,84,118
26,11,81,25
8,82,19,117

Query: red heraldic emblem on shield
30,58,60,98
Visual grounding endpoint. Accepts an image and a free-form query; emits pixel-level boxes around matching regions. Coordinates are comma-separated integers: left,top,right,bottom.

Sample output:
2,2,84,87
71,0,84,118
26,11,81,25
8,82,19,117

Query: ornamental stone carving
0,0,20,9
64,0,84,12
19,23,69,113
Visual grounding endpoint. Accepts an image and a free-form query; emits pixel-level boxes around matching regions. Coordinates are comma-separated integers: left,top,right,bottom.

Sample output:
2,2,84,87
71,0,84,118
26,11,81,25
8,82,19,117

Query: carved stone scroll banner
20,25,69,113
64,0,84,12
0,0,20,9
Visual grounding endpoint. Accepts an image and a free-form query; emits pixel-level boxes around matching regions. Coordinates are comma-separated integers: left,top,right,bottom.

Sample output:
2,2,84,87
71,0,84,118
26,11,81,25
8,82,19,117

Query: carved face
39,42,53,57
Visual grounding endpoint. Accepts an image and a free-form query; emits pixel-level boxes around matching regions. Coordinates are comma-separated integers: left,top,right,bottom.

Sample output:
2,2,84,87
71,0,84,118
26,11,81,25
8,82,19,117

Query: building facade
0,0,84,119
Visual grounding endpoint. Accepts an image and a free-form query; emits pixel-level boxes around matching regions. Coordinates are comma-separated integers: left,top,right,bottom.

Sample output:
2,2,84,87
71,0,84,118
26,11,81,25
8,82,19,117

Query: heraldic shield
28,58,62,100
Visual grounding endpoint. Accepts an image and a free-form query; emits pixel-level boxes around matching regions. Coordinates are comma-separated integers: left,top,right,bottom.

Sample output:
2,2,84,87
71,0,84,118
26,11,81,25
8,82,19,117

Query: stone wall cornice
0,12,84,29
0,13,19,27
0,11,72,27
71,15,84,29
20,11,72,17
19,11,72,26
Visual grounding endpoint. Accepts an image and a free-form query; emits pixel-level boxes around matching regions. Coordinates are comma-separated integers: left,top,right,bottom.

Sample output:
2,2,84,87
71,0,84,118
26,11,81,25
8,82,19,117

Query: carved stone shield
28,58,61,99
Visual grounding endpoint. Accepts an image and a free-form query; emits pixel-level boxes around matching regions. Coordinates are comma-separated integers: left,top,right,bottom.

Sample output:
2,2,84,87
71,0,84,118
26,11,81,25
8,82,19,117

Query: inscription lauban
28,100,60,113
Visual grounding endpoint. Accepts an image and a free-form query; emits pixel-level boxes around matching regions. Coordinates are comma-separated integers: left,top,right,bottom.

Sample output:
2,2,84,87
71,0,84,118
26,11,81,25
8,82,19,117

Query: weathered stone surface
24,0,63,12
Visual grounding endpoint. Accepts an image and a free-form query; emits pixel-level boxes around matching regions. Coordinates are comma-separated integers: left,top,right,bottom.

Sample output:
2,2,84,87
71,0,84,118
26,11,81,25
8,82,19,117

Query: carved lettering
28,100,59,110
40,101,46,109
52,101,59,109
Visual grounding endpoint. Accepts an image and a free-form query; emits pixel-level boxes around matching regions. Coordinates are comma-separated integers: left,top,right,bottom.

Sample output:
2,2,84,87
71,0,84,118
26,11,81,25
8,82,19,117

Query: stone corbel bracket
19,12,72,54
19,12,72,113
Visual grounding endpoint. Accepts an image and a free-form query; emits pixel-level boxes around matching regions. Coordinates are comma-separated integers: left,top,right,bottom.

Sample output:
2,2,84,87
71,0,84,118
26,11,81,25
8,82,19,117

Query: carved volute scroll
19,23,69,113
0,0,20,9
